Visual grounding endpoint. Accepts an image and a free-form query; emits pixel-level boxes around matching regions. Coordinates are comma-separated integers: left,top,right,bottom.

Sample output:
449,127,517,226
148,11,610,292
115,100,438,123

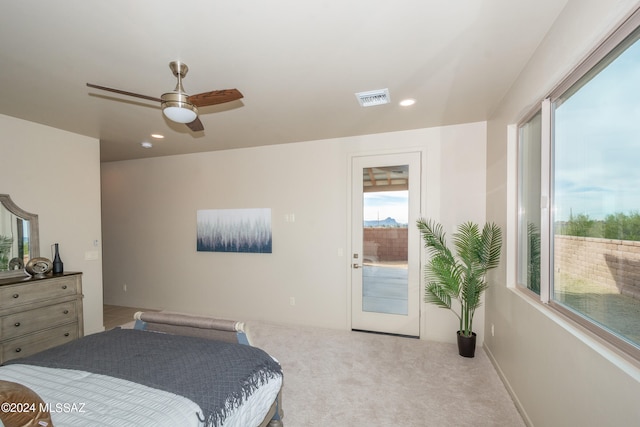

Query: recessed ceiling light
151,134,164,139
399,98,416,107
141,142,153,149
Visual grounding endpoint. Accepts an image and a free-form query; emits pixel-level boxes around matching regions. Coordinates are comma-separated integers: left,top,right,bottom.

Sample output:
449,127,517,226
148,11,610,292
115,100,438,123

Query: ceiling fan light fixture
161,92,198,123
163,105,197,123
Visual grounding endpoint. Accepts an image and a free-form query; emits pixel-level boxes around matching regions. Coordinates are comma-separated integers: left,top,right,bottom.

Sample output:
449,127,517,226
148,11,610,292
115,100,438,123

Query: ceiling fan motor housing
161,61,198,123
161,92,198,123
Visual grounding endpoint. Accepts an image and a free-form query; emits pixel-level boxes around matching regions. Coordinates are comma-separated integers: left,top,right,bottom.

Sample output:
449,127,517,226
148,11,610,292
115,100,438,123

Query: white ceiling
0,1,568,162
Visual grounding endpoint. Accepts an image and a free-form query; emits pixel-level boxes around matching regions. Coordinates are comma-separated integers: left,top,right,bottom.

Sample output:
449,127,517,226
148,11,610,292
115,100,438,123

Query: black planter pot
457,331,477,358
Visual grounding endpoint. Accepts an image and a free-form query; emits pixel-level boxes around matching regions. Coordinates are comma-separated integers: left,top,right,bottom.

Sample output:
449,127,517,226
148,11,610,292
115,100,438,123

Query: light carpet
247,322,525,427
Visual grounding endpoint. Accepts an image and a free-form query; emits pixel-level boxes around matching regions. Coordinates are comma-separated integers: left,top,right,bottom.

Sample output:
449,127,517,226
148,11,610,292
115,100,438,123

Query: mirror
0,194,40,279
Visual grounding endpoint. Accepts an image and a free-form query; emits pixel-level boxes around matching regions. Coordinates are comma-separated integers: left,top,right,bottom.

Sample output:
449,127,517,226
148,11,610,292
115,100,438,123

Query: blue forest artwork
197,208,272,253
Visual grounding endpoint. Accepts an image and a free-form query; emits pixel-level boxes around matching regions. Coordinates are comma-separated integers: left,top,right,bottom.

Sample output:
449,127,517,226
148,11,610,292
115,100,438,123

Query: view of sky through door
363,191,409,225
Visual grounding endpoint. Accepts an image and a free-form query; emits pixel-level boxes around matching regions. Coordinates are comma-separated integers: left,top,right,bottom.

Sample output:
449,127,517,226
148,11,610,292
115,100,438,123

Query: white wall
0,114,104,335
485,1,640,426
101,121,487,342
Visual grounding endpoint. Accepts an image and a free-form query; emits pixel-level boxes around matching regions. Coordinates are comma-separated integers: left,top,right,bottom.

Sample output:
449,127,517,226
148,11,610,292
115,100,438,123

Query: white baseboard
483,343,534,427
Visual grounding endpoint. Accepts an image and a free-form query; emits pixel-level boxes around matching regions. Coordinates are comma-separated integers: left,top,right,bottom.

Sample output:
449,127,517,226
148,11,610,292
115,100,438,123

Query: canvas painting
197,208,272,253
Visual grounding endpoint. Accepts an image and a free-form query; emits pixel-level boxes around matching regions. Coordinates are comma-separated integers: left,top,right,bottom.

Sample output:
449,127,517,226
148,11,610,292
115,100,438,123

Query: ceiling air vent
355,88,390,107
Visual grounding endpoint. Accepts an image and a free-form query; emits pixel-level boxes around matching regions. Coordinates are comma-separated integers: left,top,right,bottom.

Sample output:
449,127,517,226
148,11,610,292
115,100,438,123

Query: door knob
352,263,362,269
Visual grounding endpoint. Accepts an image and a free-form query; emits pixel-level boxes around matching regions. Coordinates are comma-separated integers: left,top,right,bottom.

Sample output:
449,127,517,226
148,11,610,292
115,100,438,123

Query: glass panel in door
362,167,409,315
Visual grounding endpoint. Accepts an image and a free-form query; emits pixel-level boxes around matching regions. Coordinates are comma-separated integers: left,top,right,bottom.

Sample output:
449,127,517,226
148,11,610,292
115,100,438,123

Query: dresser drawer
1,301,78,340
1,323,78,363
0,277,78,309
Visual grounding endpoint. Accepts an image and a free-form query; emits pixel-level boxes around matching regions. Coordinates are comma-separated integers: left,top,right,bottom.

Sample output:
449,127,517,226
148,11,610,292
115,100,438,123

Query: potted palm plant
416,219,502,357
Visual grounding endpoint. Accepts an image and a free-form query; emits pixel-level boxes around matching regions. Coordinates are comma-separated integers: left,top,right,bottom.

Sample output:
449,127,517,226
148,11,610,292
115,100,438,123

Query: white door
351,152,421,337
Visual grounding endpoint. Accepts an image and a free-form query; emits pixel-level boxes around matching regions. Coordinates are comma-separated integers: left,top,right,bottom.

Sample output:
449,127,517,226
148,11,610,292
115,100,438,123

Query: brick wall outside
358,232,640,299
555,235,640,300
363,228,408,262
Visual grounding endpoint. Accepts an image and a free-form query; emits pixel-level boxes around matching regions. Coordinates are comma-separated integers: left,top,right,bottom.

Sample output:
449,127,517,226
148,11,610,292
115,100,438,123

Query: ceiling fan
87,61,243,132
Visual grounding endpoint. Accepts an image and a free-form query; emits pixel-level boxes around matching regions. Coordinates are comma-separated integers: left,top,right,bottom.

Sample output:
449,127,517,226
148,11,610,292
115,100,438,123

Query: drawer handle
12,293,19,299
63,310,69,314
15,348,21,353
64,332,70,337
14,322,20,327
62,285,68,289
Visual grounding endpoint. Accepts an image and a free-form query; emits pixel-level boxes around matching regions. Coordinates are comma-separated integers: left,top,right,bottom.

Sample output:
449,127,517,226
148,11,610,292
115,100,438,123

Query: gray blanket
4,328,282,427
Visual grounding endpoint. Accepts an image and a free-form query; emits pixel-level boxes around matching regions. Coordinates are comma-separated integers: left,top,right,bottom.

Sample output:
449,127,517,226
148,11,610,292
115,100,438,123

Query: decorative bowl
25,257,53,278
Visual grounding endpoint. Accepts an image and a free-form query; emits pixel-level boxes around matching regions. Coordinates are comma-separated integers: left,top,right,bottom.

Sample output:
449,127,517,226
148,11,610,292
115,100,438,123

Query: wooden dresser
0,272,83,363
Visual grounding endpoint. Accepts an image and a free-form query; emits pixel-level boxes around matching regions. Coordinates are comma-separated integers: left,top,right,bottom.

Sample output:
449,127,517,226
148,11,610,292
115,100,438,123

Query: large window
518,17,640,358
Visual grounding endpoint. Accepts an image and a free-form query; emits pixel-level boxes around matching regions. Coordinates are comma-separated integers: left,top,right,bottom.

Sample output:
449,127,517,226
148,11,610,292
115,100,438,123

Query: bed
0,311,284,427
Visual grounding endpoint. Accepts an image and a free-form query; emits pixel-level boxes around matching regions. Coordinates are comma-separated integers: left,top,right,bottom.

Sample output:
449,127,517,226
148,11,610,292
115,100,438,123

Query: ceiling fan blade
86,83,162,103
186,117,204,132
188,89,243,107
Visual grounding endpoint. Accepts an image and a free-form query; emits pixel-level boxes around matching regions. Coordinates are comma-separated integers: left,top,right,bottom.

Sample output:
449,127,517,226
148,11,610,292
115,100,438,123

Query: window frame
516,108,543,296
515,7,640,362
